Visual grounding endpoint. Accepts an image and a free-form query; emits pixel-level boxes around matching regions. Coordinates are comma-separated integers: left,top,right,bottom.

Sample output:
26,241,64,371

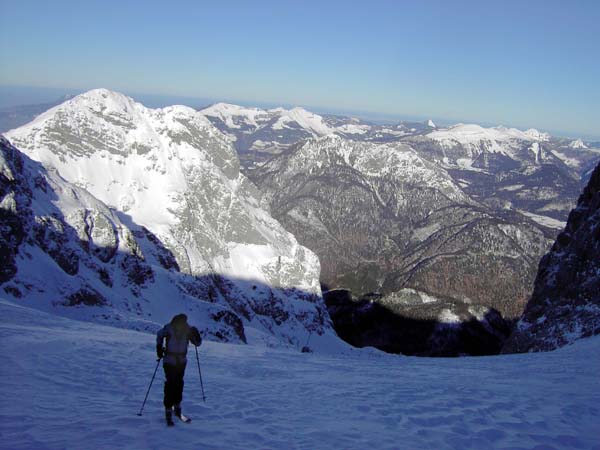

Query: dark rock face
63,288,108,307
325,289,513,356
33,215,80,276
503,162,600,353
0,140,30,283
211,310,247,343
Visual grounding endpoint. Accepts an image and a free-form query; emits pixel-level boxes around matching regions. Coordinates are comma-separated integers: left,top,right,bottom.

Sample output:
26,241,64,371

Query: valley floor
1,299,598,450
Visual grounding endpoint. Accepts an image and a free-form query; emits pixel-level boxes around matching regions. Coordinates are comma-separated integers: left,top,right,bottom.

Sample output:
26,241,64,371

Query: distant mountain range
2,89,599,355
198,100,600,354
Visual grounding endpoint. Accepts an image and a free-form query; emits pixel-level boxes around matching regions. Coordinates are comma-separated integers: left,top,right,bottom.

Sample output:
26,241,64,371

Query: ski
177,414,192,424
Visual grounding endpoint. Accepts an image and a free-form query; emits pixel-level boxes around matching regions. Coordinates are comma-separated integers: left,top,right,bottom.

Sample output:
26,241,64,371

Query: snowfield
2,299,599,450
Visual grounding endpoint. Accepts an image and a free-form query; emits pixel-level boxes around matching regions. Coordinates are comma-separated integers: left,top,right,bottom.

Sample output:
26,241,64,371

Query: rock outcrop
503,162,600,352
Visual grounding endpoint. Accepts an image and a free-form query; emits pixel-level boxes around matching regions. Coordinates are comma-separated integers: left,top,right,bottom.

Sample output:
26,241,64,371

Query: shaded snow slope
4,89,340,348
2,299,599,450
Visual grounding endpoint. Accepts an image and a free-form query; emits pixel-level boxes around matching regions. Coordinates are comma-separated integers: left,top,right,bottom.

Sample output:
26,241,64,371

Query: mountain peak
429,123,548,144
73,88,135,105
569,138,588,149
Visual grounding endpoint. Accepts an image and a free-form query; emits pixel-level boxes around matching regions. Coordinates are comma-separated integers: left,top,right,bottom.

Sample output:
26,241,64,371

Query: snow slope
2,299,599,450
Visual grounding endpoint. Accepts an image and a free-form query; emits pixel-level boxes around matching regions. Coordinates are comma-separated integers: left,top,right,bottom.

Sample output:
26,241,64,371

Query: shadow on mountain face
324,288,514,357
0,137,514,355
0,139,331,349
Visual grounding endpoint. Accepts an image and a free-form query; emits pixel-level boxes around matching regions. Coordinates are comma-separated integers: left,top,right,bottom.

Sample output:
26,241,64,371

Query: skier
156,313,202,426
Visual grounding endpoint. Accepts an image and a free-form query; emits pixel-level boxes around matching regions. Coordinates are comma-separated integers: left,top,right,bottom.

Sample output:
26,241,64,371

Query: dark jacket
156,321,201,365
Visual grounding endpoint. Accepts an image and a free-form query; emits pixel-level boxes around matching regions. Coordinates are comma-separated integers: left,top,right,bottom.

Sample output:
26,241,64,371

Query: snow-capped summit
427,119,437,128
198,102,337,167
199,102,333,137
569,138,588,149
428,123,543,145
271,107,334,137
524,128,551,141
5,89,340,349
423,123,561,169
200,102,271,130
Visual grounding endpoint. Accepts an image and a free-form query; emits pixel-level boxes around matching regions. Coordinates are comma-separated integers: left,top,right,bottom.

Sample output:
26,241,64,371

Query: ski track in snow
1,299,599,450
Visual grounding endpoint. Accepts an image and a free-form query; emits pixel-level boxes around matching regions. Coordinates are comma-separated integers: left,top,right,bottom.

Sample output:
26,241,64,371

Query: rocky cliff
503,162,600,352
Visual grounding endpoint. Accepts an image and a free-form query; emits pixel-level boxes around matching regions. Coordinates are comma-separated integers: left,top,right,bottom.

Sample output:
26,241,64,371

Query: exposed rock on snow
325,289,512,356
503,161,600,352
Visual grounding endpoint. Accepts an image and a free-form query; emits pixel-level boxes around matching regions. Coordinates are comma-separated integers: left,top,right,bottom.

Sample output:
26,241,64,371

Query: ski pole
137,357,161,416
195,345,206,402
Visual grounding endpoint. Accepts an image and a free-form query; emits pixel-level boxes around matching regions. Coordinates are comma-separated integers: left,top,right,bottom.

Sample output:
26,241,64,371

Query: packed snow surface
2,299,599,450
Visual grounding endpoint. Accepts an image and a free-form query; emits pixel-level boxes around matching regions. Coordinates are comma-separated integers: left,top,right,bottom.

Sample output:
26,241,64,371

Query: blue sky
1,0,599,138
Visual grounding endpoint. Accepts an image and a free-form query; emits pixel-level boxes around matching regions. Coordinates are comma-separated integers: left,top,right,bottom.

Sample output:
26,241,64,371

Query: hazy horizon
1,83,599,141
1,0,599,139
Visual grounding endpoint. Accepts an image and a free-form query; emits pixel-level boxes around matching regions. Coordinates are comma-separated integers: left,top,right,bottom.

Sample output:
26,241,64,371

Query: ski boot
165,407,175,427
174,403,191,423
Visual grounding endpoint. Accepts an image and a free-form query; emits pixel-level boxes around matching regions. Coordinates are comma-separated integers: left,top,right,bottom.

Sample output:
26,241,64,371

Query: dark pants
163,362,186,408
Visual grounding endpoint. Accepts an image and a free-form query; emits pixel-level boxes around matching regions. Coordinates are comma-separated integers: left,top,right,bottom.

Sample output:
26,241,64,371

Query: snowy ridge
4,89,342,349
427,124,550,154
271,107,334,136
200,102,333,137
200,102,273,130
264,135,472,205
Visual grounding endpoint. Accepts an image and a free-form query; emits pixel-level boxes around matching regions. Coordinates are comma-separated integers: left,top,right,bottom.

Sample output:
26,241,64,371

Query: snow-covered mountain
402,123,585,221
199,103,440,167
248,135,555,355
0,135,248,342
3,89,342,350
4,91,598,355
569,138,588,149
503,161,600,353
200,101,598,224
199,103,335,167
